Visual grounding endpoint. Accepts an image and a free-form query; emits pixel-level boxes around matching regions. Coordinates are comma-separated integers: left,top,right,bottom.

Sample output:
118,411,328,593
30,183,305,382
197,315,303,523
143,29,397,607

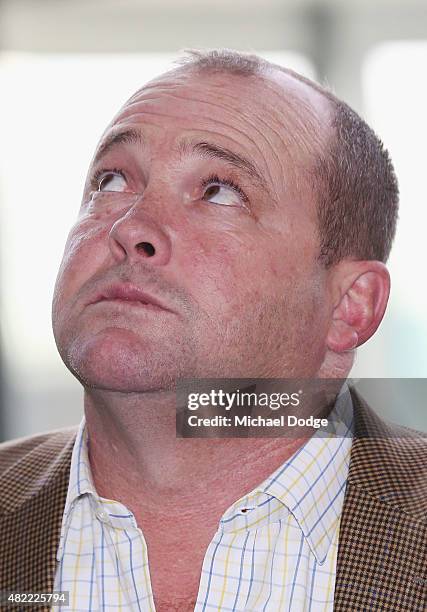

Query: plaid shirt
53,389,354,611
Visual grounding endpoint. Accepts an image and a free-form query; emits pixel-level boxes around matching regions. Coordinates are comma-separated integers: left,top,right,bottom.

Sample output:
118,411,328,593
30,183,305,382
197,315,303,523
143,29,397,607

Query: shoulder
0,427,78,474
0,426,77,513
348,386,427,521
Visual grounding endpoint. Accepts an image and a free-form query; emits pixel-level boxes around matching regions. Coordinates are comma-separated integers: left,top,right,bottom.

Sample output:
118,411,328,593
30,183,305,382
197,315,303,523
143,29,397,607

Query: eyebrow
93,128,143,165
181,139,269,192
93,128,270,195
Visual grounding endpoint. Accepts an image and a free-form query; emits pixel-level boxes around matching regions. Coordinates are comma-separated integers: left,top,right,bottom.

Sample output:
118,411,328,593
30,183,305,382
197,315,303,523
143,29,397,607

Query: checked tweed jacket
0,388,426,611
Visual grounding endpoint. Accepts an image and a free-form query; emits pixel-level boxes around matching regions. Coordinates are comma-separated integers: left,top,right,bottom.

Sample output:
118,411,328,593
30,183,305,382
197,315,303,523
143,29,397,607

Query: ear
326,260,390,353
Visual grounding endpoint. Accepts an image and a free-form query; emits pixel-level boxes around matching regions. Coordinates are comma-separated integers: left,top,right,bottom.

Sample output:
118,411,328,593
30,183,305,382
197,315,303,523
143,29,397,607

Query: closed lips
89,283,172,312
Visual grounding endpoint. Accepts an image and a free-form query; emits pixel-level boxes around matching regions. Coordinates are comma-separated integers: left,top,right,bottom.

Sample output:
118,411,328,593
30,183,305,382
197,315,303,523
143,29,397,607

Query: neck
84,388,310,517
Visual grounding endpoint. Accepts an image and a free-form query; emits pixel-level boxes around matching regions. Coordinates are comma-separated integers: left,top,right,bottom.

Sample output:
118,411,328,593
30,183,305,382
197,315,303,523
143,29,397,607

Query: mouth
88,282,173,313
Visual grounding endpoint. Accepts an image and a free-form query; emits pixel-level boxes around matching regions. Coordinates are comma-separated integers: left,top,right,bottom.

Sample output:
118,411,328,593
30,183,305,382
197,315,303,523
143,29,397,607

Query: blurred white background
0,0,426,439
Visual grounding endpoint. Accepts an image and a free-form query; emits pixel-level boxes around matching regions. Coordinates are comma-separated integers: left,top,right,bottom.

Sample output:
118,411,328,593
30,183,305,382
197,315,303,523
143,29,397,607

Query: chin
62,326,184,392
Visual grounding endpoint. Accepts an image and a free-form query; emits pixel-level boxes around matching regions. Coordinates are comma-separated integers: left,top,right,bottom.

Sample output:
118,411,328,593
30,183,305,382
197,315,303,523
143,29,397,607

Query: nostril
136,242,155,257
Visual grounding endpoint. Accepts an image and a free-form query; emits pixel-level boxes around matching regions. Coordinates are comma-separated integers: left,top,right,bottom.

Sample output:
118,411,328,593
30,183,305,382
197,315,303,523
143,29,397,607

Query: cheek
55,219,109,299
183,216,321,329
175,223,283,312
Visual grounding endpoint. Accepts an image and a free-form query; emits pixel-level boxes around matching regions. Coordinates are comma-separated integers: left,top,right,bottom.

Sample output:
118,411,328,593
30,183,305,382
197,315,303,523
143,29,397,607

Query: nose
108,200,172,266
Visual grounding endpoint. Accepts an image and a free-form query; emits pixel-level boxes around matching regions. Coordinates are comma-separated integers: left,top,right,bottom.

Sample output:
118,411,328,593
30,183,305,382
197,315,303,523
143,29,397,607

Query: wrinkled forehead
101,67,332,198
115,67,330,145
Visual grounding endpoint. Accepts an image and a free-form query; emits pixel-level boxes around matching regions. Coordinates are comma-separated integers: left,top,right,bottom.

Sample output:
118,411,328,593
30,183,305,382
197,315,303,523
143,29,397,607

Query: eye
97,170,127,192
202,175,248,208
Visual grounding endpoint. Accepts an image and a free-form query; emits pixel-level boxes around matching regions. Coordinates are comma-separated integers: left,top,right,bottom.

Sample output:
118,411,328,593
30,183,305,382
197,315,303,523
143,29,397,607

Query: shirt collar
58,384,354,565
56,415,99,561
67,414,97,503
220,383,354,564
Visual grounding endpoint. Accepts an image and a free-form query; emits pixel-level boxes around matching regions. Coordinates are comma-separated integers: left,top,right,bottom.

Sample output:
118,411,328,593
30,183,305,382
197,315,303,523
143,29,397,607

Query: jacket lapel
334,387,427,611
0,429,75,609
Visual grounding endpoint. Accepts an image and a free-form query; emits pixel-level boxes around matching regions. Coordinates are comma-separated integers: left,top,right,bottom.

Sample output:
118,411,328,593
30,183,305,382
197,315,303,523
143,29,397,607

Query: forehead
98,68,332,199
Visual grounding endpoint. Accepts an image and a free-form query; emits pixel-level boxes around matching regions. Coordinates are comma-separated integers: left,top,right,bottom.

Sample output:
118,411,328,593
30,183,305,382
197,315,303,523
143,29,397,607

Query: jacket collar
346,386,427,521
333,386,427,611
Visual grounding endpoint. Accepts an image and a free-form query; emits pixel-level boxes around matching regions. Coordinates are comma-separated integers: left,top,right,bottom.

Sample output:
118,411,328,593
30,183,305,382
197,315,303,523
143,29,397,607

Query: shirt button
96,509,109,522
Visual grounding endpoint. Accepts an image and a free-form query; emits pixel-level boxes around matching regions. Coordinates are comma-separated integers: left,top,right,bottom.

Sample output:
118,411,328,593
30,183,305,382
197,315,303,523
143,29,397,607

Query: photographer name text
187,414,329,429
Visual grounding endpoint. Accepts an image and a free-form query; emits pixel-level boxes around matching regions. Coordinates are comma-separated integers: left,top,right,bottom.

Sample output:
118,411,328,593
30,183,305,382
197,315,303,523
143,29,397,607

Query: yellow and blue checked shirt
53,389,353,611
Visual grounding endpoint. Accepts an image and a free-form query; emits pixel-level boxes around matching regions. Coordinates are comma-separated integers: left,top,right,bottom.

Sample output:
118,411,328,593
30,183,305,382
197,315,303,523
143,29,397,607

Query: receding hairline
131,49,337,135
156,50,335,171
171,48,339,120
168,49,337,160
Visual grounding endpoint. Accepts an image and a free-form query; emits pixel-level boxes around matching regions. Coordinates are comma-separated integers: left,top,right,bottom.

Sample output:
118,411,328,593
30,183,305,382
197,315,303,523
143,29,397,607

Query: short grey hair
174,48,399,267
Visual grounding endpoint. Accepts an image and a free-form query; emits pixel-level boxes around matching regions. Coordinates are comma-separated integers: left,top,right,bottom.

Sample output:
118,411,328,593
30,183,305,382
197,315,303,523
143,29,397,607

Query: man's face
52,68,333,392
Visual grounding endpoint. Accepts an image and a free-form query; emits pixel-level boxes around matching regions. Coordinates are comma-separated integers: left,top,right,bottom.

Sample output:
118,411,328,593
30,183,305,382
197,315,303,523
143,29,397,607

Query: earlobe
326,261,390,354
